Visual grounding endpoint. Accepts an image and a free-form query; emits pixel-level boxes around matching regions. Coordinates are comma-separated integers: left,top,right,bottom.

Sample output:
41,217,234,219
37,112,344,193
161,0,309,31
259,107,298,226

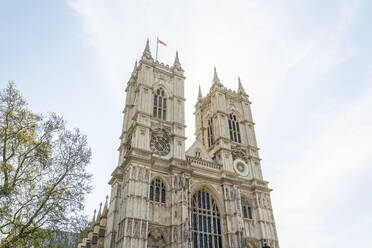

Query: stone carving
230,188,236,201
173,226,179,241
141,222,147,239
133,220,139,238
131,167,137,180
148,225,167,248
138,168,143,182
224,187,229,201
126,219,132,236
182,222,189,242
231,146,250,163
151,123,171,141
125,133,132,152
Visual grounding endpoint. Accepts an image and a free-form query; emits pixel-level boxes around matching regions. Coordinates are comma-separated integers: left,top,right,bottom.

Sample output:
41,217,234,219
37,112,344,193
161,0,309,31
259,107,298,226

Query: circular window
236,162,245,173
233,159,249,176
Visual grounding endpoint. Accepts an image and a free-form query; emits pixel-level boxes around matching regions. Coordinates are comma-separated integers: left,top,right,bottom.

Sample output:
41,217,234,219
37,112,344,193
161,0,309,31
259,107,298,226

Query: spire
173,51,183,72
213,66,219,82
144,38,150,53
131,60,137,76
238,76,248,96
211,66,223,88
174,51,180,65
142,38,153,60
198,85,202,100
95,202,102,225
129,61,137,84
102,195,109,218
90,209,96,230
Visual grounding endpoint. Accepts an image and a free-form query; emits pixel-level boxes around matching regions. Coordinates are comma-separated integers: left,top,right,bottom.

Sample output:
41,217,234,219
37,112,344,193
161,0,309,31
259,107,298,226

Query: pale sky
1,0,372,247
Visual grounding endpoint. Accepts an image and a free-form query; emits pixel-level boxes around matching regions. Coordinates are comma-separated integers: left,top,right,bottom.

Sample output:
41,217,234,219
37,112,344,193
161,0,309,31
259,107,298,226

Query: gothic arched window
153,88,167,121
149,178,166,204
207,118,214,148
228,114,241,143
192,190,222,248
241,196,253,219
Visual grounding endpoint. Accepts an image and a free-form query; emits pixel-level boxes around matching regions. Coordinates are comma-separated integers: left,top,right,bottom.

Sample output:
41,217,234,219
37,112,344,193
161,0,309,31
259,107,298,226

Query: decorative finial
174,51,180,65
213,66,219,81
173,50,183,72
145,38,150,53
198,85,202,99
211,66,223,88
237,76,248,96
102,195,109,218
91,209,96,229
142,38,153,60
95,202,102,224
129,61,137,83
132,60,137,74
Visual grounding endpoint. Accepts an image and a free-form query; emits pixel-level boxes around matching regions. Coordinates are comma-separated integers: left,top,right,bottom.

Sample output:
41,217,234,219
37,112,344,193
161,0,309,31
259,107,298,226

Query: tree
0,82,92,247
43,215,90,248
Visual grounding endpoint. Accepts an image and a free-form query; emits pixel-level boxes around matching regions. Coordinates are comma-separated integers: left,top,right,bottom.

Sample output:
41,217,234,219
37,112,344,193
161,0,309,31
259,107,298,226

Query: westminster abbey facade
78,40,279,248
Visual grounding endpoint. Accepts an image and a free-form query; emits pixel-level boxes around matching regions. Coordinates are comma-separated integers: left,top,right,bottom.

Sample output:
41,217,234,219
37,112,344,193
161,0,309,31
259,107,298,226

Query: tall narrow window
149,178,166,203
241,196,253,219
228,114,241,143
207,118,214,148
192,190,223,248
153,88,167,121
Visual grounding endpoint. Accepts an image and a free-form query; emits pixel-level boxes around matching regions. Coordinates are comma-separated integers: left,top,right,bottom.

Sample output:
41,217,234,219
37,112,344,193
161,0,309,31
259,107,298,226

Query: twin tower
103,40,279,248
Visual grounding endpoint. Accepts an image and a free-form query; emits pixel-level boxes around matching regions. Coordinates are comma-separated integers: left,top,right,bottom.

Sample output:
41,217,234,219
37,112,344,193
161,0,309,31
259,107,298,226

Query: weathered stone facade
103,40,279,248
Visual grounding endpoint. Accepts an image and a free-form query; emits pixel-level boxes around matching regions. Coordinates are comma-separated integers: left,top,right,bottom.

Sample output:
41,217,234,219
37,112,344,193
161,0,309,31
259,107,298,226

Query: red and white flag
157,38,167,46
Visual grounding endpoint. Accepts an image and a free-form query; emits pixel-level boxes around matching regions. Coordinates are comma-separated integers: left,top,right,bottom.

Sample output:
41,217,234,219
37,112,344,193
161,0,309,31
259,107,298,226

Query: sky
1,0,372,247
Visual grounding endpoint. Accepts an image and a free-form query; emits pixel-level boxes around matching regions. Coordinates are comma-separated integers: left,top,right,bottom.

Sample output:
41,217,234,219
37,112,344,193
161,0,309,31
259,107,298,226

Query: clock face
150,136,170,156
233,160,249,176
236,162,245,173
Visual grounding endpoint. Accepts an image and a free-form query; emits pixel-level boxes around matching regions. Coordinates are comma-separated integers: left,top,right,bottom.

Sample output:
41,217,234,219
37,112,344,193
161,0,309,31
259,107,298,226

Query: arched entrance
191,189,223,248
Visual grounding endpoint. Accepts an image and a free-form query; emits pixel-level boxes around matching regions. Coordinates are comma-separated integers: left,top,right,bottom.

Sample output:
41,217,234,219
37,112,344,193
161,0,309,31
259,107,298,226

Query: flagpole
156,37,158,61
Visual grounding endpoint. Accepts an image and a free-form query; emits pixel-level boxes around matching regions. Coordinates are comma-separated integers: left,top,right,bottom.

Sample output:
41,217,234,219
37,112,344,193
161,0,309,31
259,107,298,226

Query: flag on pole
157,38,167,46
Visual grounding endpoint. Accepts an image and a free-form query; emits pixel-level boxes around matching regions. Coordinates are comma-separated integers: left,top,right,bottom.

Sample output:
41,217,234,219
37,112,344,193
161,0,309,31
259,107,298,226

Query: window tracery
153,88,167,121
207,118,215,148
228,114,241,143
241,196,253,219
149,178,166,203
192,189,222,248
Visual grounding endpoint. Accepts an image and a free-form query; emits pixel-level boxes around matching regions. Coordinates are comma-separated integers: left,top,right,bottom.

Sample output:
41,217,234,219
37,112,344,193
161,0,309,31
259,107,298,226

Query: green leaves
0,82,92,247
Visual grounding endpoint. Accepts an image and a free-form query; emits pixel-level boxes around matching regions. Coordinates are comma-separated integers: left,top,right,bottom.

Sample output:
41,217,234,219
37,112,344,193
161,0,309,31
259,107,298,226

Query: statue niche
147,227,167,248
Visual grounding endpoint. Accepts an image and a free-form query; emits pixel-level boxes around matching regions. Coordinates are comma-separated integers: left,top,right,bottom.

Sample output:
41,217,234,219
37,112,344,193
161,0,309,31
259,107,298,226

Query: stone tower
104,40,279,248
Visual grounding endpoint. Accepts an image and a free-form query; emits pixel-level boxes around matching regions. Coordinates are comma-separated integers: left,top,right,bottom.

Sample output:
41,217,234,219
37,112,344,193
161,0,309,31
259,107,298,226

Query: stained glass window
192,189,223,248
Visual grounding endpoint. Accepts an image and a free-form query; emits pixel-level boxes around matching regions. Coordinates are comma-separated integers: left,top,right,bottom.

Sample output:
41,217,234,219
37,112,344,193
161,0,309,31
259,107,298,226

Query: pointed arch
207,116,215,148
153,85,168,121
190,183,225,216
149,177,167,204
191,188,223,248
241,194,253,219
227,113,241,143
152,80,170,96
